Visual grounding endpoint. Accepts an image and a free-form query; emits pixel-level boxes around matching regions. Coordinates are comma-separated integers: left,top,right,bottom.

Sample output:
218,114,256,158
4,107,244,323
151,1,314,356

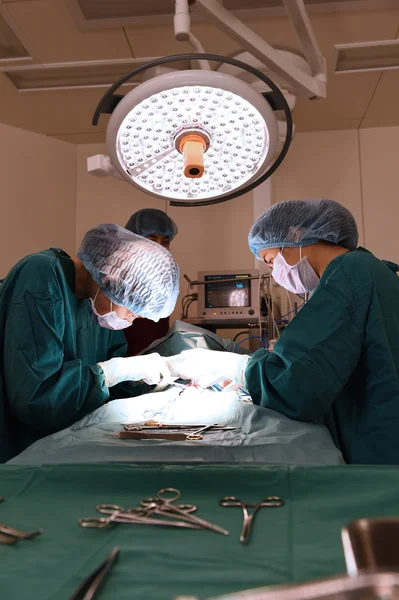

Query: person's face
146,233,171,250
93,289,139,324
259,247,301,268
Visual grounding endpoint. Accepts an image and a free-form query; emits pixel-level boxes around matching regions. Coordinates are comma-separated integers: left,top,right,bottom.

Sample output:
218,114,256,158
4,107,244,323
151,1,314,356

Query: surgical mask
90,288,132,330
272,248,320,294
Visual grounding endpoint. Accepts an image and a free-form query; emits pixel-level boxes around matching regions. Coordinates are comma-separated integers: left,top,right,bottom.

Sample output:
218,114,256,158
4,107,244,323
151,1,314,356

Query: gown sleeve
245,282,364,421
4,272,111,435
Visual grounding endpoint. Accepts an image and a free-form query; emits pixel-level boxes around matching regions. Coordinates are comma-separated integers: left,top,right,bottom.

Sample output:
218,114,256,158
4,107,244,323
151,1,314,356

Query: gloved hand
165,349,250,388
98,354,172,388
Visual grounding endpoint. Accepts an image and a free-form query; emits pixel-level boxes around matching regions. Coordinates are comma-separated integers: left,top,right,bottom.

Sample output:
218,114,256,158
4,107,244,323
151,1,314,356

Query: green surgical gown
245,248,399,465
0,249,133,463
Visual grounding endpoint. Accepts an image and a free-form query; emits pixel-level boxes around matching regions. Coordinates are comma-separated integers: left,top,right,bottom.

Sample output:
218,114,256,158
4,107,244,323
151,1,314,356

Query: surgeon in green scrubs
0,223,179,462
166,200,399,465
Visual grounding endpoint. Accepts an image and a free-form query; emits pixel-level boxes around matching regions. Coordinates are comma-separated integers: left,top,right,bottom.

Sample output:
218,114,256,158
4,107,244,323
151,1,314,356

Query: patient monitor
197,270,260,322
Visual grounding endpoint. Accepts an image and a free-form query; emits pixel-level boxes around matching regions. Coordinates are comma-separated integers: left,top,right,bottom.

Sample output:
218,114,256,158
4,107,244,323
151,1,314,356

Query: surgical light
91,53,293,207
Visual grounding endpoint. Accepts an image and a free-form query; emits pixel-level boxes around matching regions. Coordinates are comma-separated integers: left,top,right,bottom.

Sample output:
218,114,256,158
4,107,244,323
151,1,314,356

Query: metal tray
342,517,399,575
175,572,399,600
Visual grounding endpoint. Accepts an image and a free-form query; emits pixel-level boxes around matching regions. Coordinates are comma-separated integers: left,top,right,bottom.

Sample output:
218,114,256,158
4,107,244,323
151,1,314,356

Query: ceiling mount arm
192,0,326,99
282,0,326,80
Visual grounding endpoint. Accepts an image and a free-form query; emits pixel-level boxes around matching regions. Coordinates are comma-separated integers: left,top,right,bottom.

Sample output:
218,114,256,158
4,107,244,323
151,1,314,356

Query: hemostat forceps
219,496,284,543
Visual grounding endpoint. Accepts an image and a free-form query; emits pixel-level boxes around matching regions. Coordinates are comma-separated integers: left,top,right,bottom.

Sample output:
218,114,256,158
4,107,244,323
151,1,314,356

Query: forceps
79,504,199,530
141,488,229,536
219,496,284,544
0,522,43,544
69,546,119,600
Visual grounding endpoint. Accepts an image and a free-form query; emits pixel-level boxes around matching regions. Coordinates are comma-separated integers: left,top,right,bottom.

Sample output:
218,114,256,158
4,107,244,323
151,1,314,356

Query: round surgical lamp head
106,70,278,204
93,54,293,207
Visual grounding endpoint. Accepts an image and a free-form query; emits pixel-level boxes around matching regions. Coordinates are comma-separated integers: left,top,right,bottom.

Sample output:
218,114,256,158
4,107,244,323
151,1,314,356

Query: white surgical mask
272,248,320,294
90,289,132,330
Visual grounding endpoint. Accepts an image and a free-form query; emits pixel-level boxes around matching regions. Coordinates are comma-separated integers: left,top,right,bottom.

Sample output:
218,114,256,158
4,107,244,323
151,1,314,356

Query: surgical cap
125,208,178,240
77,224,179,321
248,199,359,258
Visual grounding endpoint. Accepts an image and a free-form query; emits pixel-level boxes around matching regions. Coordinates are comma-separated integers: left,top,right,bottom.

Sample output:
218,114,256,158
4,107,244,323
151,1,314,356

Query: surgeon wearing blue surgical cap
125,208,179,356
0,223,179,462
165,199,399,465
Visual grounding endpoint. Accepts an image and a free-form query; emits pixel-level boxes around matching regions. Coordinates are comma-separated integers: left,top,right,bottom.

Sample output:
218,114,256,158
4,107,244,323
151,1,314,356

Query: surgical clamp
141,488,229,536
79,504,200,530
219,496,284,544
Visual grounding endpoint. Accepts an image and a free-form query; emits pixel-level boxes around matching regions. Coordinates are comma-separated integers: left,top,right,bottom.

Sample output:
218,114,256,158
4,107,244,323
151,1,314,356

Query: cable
272,303,305,331
233,331,249,342
181,280,195,319
184,298,197,318
233,336,262,352
285,287,293,314
280,303,305,321
257,275,262,342
181,294,197,319
181,296,193,319
262,276,274,341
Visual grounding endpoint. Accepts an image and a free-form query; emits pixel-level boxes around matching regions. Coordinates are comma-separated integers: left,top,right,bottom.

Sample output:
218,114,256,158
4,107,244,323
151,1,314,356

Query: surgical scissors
219,496,284,544
141,488,229,536
79,504,199,530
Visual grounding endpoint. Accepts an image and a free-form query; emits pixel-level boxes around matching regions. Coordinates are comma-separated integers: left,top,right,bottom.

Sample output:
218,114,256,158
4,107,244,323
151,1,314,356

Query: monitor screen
205,274,251,309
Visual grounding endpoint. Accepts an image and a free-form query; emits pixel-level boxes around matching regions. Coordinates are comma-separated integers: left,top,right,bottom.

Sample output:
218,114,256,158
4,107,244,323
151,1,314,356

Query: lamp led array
91,53,293,207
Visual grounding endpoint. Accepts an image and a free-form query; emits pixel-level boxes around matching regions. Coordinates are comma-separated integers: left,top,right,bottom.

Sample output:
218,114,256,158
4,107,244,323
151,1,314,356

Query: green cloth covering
1,464,399,599
246,248,399,465
0,249,131,463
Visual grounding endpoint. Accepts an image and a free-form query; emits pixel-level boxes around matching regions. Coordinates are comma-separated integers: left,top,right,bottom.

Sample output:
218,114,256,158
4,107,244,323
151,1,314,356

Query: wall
0,122,77,276
273,129,364,243
359,127,399,261
273,125,399,262
76,144,255,324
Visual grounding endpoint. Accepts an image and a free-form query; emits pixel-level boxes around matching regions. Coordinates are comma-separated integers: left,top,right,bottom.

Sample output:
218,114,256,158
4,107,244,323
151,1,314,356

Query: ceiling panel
51,131,107,143
240,8,397,131
335,39,399,73
76,0,176,20
4,0,133,62
124,21,243,58
360,26,399,125
0,57,184,90
126,23,244,56
290,7,399,128
0,72,107,134
0,2,397,141
63,0,397,28
0,5,31,60
124,24,192,57
361,69,399,126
